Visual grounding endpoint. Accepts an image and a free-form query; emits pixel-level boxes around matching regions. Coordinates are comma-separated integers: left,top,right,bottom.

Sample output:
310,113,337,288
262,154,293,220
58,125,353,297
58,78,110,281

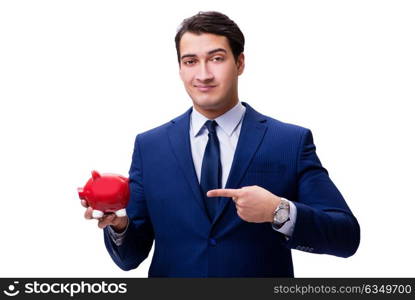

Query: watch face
276,209,289,223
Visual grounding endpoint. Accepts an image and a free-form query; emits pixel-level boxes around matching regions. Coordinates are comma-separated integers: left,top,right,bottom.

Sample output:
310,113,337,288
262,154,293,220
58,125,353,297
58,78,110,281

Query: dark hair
175,11,245,63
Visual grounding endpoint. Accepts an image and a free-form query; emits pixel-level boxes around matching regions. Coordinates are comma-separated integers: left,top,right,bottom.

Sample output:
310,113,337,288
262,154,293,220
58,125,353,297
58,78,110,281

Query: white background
1,0,414,277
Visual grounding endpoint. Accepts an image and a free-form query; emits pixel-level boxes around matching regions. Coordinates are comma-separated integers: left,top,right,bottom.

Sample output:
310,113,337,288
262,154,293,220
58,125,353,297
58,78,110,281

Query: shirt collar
191,101,246,137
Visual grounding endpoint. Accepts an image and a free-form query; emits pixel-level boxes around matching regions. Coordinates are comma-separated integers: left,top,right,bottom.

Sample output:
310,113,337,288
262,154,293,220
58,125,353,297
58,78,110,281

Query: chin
189,92,215,105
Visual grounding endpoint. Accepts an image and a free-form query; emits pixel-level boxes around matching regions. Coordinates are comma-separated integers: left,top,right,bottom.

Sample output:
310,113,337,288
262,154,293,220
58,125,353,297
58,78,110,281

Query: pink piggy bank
78,170,130,219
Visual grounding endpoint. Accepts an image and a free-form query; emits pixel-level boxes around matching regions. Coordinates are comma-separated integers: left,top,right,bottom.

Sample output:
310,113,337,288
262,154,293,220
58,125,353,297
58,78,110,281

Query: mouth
194,85,217,92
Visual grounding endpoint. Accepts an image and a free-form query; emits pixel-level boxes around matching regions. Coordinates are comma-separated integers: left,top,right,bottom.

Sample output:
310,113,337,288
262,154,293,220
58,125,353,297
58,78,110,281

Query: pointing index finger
207,188,239,198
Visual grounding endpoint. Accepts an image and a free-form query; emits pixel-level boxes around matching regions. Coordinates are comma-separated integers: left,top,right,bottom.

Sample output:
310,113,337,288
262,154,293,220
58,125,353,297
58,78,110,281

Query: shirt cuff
107,217,129,246
271,199,297,238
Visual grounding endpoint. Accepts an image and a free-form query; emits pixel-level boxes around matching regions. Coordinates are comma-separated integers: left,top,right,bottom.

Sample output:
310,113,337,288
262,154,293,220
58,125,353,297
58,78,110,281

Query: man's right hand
81,200,129,233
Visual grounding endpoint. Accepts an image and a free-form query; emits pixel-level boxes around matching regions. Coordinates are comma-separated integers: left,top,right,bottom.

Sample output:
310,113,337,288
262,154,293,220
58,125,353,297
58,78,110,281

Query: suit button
209,238,217,246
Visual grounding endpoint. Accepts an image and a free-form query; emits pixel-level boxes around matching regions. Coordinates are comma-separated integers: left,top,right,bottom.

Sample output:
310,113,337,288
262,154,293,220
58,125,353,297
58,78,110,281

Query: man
81,11,360,277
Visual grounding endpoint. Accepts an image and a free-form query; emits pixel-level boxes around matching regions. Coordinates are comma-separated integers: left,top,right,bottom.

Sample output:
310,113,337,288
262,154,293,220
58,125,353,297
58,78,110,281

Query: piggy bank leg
115,208,126,217
92,210,104,219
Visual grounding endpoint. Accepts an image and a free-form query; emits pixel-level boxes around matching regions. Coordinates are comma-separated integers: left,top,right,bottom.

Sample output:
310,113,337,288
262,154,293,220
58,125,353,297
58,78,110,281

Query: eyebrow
180,48,227,61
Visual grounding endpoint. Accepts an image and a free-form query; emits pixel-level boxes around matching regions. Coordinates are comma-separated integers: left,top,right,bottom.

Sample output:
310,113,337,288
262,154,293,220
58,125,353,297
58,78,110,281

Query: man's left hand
207,185,281,223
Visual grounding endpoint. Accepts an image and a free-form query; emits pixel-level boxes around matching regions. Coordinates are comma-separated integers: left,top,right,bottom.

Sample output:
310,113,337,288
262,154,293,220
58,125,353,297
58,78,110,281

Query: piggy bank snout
78,187,85,199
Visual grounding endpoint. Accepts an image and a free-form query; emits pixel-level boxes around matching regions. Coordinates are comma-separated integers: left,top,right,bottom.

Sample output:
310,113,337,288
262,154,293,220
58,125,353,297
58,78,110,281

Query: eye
183,59,196,66
211,56,224,62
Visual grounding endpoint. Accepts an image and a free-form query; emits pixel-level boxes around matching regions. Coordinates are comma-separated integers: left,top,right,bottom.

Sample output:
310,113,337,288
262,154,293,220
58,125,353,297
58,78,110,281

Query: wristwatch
271,198,290,230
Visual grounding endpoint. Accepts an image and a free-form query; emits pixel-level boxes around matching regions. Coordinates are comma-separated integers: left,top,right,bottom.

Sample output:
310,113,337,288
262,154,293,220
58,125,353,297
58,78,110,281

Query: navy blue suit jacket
104,102,360,277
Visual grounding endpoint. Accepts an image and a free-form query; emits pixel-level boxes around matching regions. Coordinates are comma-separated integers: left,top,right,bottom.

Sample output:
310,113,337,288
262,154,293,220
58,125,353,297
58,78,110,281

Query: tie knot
205,120,218,134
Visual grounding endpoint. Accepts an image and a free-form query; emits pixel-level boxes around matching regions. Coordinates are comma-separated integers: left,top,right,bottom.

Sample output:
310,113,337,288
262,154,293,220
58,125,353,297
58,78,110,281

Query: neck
194,99,239,120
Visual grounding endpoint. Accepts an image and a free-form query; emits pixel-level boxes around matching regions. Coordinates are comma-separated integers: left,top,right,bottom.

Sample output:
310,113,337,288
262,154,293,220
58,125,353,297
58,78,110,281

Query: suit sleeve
285,129,360,258
103,134,154,271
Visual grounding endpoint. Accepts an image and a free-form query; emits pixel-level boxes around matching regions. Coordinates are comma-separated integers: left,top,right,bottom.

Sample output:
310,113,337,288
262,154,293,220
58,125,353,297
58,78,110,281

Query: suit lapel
212,102,268,225
167,108,210,220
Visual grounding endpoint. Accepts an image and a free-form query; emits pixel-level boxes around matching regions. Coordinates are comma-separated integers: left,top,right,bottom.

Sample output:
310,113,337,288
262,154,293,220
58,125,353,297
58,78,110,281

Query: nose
195,62,214,82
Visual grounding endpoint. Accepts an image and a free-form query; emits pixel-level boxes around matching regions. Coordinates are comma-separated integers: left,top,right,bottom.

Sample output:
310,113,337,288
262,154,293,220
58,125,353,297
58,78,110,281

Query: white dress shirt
108,102,297,244
189,102,297,237
190,101,246,189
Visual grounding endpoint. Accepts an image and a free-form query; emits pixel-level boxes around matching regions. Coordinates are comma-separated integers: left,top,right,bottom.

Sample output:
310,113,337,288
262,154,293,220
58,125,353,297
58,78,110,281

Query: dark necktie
200,120,222,221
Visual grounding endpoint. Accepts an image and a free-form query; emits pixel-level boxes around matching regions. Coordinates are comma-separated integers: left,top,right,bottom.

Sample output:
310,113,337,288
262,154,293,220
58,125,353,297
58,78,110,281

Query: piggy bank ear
91,170,101,180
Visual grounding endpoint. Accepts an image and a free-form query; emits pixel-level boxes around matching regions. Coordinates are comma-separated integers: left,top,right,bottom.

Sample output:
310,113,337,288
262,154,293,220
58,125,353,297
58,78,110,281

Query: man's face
179,32,244,115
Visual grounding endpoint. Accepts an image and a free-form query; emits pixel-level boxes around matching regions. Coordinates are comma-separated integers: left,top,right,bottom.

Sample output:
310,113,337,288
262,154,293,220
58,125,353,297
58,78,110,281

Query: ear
91,170,101,180
179,60,186,82
236,53,245,76
179,64,184,80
